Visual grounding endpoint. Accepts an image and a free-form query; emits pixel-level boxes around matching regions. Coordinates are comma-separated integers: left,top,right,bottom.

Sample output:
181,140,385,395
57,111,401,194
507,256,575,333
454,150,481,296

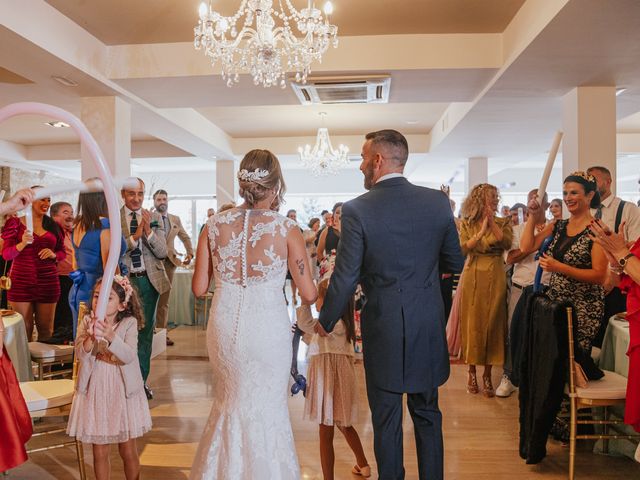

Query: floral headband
237,168,269,182
114,274,133,304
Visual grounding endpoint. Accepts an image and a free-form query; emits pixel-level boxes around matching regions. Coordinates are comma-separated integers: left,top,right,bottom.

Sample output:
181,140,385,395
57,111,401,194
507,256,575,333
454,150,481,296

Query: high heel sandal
482,375,495,398
467,372,479,394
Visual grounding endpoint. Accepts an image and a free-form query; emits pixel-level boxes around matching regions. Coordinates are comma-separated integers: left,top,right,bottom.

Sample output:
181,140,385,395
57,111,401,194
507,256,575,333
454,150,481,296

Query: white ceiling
198,103,449,138
0,114,154,145
0,0,639,200
45,0,526,44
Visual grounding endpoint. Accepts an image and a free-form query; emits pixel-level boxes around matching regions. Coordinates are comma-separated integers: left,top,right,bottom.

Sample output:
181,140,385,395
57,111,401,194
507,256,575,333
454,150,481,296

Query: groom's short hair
365,129,409,167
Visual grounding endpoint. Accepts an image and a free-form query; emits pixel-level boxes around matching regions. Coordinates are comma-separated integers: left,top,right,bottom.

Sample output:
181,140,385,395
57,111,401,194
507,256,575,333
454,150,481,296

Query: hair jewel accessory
237,168,269,182
570,170,596,184
114,274,133,304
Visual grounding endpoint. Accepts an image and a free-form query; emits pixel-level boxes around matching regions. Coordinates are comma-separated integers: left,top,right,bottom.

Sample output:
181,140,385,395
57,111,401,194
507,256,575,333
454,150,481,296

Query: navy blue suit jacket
318,177,464,393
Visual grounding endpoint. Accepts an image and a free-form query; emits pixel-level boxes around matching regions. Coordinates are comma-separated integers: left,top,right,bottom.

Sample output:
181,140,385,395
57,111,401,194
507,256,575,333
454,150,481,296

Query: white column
81,96,131,179
562,87,617,194
216,160,237,208
465,156,488,193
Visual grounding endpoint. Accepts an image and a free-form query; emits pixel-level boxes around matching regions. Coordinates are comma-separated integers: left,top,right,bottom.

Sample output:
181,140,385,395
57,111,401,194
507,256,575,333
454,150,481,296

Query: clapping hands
589,219,630,268
133,209,152,240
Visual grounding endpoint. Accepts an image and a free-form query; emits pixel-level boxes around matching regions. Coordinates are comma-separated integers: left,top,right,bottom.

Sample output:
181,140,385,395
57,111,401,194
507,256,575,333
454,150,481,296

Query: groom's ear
373,152,384,170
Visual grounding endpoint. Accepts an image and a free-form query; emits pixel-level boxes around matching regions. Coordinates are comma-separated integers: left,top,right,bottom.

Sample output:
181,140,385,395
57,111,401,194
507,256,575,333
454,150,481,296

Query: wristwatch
618,252,635,268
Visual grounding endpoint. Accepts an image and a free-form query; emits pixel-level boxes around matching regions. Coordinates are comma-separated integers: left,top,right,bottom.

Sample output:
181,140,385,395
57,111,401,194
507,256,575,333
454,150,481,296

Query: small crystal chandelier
194,0,339,88
299,112,349,176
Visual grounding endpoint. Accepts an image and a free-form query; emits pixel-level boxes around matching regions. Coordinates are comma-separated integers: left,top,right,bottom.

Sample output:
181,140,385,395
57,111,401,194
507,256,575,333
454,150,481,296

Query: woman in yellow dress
459,184,513,397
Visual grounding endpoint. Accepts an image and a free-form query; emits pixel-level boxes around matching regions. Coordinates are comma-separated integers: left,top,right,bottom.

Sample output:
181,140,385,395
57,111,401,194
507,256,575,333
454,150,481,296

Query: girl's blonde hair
460,183,499,223
317,278,355,344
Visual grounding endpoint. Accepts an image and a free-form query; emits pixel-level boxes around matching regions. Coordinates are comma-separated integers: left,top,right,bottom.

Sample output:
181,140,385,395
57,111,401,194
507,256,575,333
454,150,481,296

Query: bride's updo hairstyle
237,149,286,210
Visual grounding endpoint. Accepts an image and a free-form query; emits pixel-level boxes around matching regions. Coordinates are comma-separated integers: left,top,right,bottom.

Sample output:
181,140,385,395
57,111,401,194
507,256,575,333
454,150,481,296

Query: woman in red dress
1,193,66,341
590,219,640,432
0,320,33,472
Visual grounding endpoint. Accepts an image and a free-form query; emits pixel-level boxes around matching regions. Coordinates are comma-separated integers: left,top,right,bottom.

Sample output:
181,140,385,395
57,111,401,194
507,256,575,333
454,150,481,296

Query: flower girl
297,255,370,479
67,275,151,480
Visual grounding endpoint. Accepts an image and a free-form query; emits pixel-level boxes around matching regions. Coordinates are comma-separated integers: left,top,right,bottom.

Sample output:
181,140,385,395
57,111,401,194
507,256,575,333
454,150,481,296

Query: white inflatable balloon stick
0,102,121,322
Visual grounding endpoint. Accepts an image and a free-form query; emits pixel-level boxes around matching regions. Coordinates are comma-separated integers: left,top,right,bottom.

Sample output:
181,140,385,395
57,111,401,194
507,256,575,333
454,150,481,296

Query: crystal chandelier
299,113,349,176
194,0,339,88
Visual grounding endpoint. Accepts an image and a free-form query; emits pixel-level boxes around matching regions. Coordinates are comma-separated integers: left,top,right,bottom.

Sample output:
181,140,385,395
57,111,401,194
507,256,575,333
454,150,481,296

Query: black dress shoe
144,384,154,400
166,336,175,346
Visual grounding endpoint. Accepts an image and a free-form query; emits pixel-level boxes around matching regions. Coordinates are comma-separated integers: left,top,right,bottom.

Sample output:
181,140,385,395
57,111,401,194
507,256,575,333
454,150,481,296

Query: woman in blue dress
69,190,127,336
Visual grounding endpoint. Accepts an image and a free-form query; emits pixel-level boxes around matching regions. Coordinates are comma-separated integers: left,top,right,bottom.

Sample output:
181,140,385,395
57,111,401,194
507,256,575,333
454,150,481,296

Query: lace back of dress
207,209,292,286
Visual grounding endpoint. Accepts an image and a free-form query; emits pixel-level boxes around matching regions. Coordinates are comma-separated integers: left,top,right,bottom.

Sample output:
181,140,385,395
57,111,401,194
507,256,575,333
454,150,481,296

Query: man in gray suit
120,178,170,399
318,130,464,479
153,189,194,346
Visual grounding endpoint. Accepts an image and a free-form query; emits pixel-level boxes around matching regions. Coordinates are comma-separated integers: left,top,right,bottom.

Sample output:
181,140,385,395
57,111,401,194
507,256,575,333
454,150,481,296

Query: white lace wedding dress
189,208,300,480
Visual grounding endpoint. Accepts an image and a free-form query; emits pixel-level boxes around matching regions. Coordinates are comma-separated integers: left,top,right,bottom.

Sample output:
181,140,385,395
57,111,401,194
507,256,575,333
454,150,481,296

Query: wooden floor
9,324,640,479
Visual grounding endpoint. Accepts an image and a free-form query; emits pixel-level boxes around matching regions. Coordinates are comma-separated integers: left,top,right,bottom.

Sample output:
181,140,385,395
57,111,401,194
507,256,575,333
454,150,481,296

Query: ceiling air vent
291,75,391,105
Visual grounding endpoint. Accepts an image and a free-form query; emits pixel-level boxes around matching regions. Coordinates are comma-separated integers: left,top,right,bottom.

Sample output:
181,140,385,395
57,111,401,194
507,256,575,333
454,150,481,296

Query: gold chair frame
566,306,640,480
194,292,213,330
25,302,87,479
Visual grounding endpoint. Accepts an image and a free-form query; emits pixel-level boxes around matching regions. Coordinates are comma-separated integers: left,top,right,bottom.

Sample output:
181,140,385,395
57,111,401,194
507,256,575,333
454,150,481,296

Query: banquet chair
20,302,87,479
194,292,213,330
28,342,74,380
566,306,639,480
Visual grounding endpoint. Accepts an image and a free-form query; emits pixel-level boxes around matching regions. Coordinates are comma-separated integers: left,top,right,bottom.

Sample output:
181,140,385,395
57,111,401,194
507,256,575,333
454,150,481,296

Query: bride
190,149,317,479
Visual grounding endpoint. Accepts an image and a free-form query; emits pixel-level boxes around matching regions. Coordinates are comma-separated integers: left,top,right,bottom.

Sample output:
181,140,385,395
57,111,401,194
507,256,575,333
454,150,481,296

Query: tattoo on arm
296,258,304,276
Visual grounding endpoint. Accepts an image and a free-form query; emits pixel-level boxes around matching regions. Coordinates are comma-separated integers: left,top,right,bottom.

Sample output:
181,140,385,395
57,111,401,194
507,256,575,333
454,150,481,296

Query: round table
2,312,33,382
599,315,630,377
168,269,195,326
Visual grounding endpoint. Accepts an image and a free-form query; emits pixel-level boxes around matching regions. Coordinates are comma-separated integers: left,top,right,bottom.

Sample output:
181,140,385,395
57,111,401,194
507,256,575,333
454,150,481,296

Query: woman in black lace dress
520,171,607,352
317,202,343,262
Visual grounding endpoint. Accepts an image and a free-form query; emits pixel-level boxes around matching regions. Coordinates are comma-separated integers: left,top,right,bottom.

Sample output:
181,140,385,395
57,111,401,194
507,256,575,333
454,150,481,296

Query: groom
318,130,464,479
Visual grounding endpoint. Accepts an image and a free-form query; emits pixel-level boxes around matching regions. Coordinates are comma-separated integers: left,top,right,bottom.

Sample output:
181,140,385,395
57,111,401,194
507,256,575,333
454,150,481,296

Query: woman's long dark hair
90,278,145,330
564,173,601,209
42,215,62,237
75,191,108,231
318,279,355,344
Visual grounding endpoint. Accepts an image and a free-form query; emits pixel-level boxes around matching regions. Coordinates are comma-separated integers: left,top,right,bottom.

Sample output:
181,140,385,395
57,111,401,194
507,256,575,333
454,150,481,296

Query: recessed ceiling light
212,155,218,159
45,121,70,128
51,75,78,87
406,120,419,125
616,87,627,96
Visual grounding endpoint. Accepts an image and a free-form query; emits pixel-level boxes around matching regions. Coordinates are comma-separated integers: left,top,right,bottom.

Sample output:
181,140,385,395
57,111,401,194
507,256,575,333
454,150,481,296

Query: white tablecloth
168,269,195,326
2,312,33,382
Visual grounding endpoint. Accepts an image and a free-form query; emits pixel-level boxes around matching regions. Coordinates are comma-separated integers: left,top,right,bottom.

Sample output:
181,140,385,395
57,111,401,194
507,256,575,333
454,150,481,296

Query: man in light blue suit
318,130,464,480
